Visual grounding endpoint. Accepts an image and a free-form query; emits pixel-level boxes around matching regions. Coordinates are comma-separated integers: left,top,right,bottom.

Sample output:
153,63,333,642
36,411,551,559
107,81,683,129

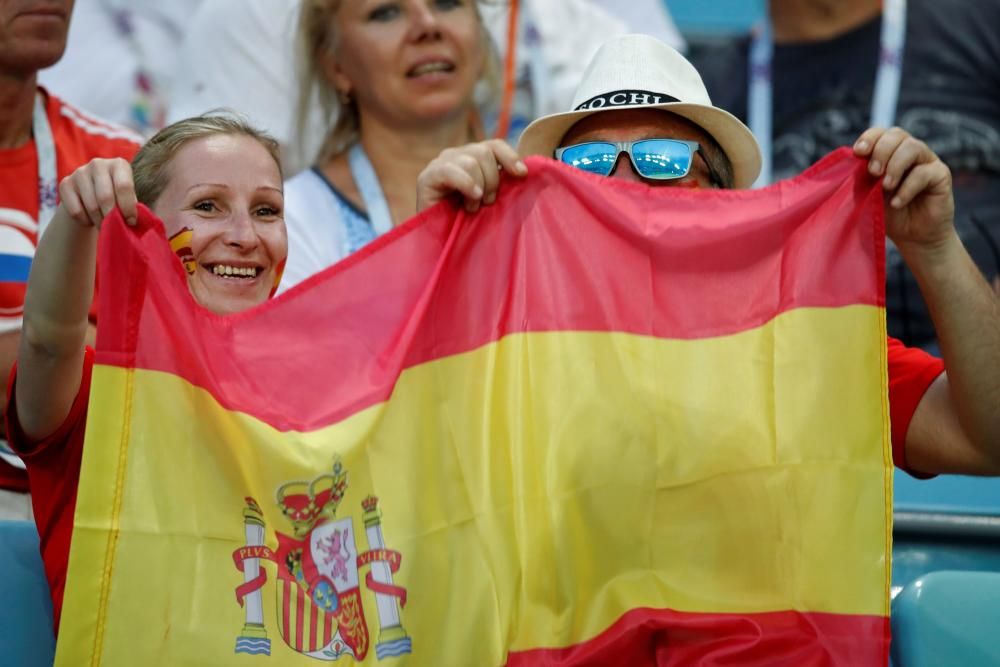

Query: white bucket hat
517,34,762,189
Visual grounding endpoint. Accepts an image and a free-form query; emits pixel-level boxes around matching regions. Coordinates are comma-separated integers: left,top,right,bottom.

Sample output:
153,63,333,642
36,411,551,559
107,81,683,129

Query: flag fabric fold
57,147,891,666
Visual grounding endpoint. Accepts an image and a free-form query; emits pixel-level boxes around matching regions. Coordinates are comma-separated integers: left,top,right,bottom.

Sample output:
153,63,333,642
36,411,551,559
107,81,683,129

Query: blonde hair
295,0,501,164
132,113,282,207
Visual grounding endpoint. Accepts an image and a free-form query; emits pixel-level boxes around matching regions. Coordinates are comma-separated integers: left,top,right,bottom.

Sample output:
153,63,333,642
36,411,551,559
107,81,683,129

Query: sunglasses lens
559,143,618,176
631,140,694,180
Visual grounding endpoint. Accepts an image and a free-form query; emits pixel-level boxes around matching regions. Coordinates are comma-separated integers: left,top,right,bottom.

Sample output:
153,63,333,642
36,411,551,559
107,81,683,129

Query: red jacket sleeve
887,337,945,476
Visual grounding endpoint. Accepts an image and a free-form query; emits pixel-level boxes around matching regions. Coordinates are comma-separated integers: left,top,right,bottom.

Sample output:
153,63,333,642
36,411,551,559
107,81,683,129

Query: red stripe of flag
505,608,889,666
309,600,318,653
281,580,291,646
295,584,305,652
96,149,883,432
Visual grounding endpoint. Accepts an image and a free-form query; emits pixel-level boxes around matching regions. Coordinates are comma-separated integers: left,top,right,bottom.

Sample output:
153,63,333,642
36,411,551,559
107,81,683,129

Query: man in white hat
416,34,1000,479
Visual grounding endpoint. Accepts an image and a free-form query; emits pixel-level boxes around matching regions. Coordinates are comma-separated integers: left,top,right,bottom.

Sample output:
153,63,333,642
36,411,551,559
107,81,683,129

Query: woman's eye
435,0,463,9
368,3,400,21
255,206,281,218
194,201,216,212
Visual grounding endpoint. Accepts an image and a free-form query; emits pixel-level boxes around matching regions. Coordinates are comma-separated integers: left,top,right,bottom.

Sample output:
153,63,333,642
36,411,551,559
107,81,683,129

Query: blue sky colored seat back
0,521,56,667
892,571,1000,667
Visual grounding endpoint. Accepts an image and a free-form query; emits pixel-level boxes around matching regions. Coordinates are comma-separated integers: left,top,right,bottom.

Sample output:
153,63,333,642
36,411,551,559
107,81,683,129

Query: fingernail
472,186,483,198
891,197,903,208
855,140,868,151
515,160,527,174
869,160,882,175
485,192,496,204
883,175,893,188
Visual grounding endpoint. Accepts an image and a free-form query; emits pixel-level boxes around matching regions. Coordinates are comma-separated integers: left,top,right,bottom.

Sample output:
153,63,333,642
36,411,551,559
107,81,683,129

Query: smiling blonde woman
5,114,288,634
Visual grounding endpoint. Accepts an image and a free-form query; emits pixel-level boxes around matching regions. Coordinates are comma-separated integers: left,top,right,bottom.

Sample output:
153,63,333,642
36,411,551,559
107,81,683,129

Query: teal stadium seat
0,521,56,666
663,0,764,35
892,472,1000,590
891,571,1000,667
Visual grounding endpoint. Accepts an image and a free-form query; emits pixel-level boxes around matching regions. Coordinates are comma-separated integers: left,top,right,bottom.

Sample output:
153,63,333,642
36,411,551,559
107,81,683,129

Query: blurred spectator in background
0,0,141,519
37,0,202,136
690,0,1000,351
165,1,644,174
275,0,498,292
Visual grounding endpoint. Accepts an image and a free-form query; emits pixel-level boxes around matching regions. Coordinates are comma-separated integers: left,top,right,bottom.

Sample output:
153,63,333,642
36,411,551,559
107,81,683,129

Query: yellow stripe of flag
61,305,889,665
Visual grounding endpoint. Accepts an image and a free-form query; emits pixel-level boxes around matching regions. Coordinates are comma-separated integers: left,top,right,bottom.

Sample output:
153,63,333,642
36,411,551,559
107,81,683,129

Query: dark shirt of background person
689,0,1000,351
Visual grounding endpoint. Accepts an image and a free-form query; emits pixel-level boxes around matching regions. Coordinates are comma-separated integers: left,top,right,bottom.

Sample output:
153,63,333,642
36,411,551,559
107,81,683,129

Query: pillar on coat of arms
362,495,412,659
235,498,271,656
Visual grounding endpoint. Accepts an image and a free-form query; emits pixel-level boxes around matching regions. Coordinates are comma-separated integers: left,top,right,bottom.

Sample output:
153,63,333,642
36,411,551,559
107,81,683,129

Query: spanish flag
57,147,891,666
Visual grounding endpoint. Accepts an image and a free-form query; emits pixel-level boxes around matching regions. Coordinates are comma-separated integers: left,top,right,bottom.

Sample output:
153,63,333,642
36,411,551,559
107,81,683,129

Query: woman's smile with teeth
211,264,259,278
409,61,453,76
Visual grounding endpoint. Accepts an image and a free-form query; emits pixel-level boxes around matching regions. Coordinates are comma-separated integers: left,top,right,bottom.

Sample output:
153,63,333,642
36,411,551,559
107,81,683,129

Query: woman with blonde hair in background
279,0,515,291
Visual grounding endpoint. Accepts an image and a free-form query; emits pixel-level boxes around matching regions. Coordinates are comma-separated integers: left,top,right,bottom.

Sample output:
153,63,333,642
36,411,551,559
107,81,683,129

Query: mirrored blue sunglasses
554,139,715,183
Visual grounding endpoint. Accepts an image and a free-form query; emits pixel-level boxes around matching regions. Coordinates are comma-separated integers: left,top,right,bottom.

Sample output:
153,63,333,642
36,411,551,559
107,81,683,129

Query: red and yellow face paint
168,227,284,296
167,227,196,275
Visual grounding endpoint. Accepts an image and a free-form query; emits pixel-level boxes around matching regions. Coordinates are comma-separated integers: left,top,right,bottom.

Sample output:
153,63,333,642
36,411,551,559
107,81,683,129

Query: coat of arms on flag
231,461,411,661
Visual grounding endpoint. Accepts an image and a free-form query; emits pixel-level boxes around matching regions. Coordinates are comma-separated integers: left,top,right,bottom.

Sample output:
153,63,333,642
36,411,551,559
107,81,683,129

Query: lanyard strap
494,0,549,140
494,0,520,140
747,20,774,190
522,1,550,126
748,0,907,187
4,91,57,473
346,143,394,253
869,0,906,129
101,0,176,133
33,91,58,237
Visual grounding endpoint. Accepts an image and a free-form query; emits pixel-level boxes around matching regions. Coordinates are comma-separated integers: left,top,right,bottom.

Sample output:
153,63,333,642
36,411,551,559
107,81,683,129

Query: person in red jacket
5,113,287,630
416,34,1000,479
0,0,142,517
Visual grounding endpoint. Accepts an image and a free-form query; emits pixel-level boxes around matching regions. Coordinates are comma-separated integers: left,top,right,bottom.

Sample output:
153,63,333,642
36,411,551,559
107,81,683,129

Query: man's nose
608,153,644,183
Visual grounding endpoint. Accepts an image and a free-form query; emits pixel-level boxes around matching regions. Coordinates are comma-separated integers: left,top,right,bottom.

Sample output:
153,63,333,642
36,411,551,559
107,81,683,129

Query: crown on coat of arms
275,461,348,536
